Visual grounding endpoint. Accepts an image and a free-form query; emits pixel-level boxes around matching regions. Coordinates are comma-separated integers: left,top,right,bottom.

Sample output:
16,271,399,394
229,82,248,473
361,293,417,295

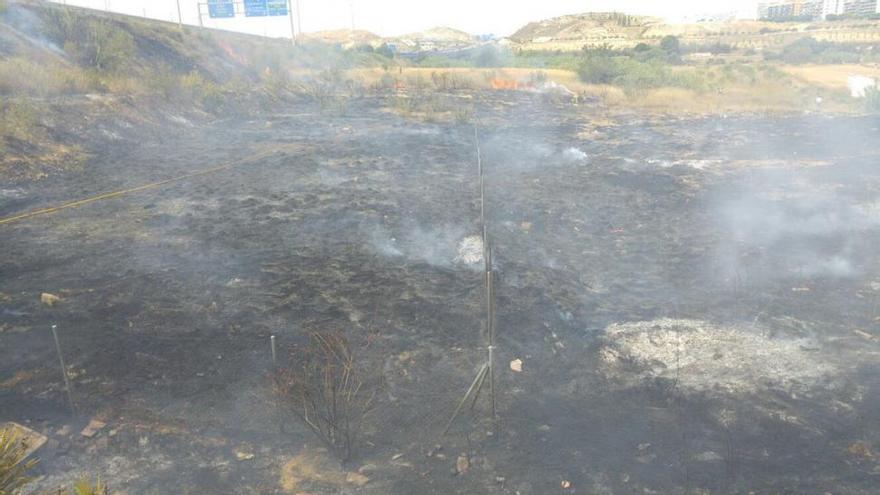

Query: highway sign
207,0,235,19
244,0,288,17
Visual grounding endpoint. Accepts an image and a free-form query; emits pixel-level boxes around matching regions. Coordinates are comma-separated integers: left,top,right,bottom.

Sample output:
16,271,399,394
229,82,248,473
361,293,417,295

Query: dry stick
51,325,77,415
443,364,489,435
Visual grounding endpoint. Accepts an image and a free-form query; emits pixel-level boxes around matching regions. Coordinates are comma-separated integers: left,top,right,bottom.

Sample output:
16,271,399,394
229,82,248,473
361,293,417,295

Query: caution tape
0,147,286,226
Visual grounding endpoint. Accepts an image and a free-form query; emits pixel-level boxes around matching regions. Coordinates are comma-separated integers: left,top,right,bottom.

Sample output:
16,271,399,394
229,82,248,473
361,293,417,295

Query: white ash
561,147,588,163
599,318,835,395
455,236,484,265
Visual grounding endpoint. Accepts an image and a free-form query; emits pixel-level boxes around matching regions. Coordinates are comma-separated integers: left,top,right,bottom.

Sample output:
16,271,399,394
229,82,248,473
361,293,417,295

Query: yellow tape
0,148,282,226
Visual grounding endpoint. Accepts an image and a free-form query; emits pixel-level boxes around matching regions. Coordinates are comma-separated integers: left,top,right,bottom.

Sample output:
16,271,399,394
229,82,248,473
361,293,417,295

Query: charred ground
2,88,880,494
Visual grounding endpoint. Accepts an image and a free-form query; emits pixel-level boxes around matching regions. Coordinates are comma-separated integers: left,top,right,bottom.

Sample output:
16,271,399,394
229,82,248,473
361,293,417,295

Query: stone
456,454,469,474
346,472,370,486
80,419,106,438
41,293,62,307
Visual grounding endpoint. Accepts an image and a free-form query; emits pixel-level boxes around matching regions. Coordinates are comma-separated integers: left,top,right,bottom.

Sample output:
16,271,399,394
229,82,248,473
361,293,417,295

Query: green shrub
578,54,626,84
660,35,681,56
43,10,136,73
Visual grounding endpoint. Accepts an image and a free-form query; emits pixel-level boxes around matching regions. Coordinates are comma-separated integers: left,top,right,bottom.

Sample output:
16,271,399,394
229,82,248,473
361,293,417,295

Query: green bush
578,54,626,84
770,37,868,65
43,10,136,73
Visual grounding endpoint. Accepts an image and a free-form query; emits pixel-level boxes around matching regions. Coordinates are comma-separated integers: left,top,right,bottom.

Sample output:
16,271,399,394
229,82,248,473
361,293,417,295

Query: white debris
599,319,834,395
848,75,876,98
455,236,484,265
510,359,523,373
561,147,588,163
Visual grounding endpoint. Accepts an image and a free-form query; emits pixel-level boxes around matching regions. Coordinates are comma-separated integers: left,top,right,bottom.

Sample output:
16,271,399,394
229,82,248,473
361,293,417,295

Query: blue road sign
244,0,288,17
207,0,235,19
267,0,288,16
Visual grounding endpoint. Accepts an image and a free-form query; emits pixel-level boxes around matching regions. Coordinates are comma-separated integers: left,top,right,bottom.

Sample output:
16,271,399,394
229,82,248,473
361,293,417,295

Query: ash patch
599,319,835,395
455,235,484,265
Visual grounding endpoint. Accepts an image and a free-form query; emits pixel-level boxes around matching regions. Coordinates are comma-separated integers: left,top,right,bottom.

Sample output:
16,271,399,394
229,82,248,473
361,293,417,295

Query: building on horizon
758,0,877,19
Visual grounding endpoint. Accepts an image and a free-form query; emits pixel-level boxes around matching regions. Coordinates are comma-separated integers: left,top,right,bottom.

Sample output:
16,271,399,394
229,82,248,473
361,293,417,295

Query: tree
660,35,681,55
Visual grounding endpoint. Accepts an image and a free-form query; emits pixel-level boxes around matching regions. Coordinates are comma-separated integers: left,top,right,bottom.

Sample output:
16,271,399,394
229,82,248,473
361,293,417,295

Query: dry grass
344,65,864,115
0,426,38,494
783,64,880,90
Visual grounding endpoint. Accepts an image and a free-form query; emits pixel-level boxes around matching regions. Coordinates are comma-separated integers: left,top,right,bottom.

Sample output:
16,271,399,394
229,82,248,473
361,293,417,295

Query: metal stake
443,364,488,435
270,335,277,366
51,325,76,414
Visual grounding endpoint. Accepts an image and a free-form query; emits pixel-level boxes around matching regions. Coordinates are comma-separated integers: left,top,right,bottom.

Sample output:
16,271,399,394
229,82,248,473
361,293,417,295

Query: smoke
366,222,482,270
2,4,64,55
481,135,589,175
715,168,880,282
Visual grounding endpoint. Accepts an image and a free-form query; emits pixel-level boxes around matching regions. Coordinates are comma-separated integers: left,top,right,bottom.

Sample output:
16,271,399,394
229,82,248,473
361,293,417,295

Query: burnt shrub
271,332,380,464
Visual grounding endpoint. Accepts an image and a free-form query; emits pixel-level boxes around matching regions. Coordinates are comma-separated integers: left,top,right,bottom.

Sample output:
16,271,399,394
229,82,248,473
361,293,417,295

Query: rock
456,454,470,474
561,480,572,489
346,472,370,486
694,451,723,462
40,293,62,307
357,464,379,475
235,450,255,461
56,425,72,436
510,359,523,373
847,441,874,459
80,419,106,438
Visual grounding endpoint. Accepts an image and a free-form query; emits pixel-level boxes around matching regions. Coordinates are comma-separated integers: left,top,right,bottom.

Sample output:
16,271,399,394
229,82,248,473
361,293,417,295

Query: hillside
507,11,880,51
0,0,388,182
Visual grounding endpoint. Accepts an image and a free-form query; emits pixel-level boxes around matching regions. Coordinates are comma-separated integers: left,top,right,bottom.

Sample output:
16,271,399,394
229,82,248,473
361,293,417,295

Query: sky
48,1,760,39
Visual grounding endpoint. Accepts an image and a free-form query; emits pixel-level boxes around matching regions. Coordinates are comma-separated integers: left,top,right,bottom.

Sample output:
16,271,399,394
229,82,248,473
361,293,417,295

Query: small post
270,335,277,366
176,0,183,29
197,2,204,28
51,325,76,414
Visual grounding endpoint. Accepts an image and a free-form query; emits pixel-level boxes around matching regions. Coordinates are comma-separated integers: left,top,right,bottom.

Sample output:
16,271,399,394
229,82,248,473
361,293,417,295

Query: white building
759,0,877,19
823,0,846,16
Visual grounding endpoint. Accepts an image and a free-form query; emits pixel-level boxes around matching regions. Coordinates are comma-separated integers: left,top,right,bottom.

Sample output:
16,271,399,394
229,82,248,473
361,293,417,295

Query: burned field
2,92,880,494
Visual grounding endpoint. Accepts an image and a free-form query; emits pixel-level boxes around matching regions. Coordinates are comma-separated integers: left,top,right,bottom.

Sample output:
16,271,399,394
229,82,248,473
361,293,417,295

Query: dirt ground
2,91,880,494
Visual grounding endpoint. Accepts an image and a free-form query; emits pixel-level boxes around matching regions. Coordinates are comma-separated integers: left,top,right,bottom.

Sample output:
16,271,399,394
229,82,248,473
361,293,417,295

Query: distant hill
302,29,382,48
510,12,659,43
399,27,475,43
506,11,880,51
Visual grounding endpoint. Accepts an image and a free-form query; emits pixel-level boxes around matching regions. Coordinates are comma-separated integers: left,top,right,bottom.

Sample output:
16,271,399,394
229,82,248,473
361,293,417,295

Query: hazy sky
49,1,759,38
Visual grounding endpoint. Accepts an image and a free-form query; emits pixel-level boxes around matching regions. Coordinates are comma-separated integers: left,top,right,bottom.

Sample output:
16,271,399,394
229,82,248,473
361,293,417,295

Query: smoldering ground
3,85,880,495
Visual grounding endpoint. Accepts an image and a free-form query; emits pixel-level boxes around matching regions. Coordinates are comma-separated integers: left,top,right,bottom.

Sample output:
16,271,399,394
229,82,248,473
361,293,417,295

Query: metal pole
51,325,77,414
295,0,302,38
270,335,277,366
176,0,183,29
287,0,296,45
197,2,204,28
